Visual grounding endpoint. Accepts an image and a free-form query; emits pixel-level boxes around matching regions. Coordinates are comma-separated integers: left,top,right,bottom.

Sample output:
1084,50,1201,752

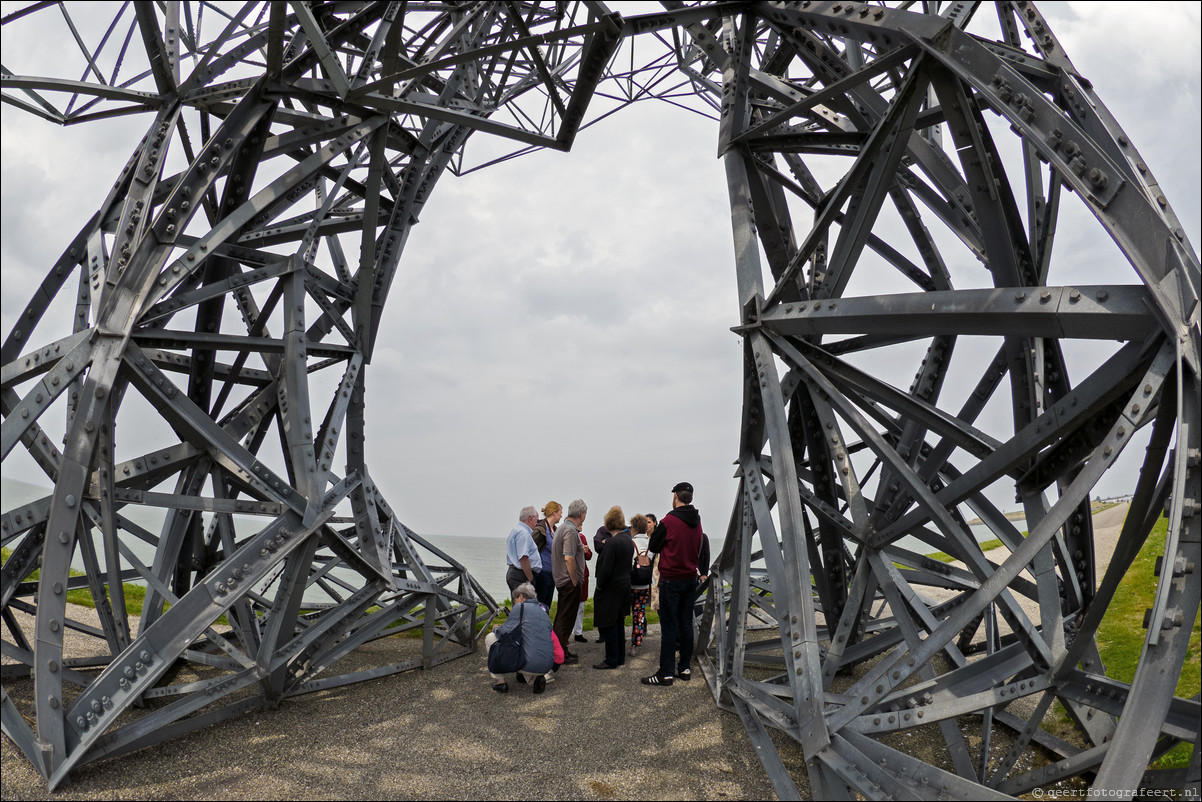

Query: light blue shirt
506,522,541,572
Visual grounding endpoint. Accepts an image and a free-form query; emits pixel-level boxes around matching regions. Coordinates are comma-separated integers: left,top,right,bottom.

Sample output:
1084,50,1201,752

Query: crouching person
486,582,555,694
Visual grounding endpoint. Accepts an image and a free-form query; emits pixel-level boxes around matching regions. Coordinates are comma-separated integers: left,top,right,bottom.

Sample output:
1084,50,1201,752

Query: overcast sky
2,2,1199,540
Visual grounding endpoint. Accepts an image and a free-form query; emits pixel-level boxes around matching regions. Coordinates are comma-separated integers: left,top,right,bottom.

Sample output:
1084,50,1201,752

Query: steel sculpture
1,1,1198,797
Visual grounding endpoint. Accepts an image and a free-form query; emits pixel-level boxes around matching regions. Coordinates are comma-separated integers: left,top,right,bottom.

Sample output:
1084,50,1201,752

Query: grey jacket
495,599,555,674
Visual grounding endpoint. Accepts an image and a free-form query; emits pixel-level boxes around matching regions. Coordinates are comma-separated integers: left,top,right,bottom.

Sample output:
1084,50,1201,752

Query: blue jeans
657,578,698,679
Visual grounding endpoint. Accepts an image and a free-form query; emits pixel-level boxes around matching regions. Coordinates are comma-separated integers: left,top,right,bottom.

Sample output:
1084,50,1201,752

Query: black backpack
631,545,653,585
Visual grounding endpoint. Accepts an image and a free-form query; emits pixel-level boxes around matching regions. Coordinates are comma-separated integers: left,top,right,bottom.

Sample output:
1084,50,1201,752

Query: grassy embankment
1087,514,1200,768
928,500,1122,563
0,547,147,613
926,504,1198,769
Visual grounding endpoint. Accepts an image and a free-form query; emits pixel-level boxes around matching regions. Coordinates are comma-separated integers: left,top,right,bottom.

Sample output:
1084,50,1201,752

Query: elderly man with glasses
505,505,542,593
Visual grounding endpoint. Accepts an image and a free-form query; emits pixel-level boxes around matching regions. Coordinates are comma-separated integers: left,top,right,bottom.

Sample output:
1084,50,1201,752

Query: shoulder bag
487,604,526,674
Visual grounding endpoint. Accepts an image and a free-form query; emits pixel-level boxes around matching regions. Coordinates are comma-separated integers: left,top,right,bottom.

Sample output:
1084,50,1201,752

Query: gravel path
1077,501,1130,576
2,504,1131,800
942,502,1130,627
1,621,781,801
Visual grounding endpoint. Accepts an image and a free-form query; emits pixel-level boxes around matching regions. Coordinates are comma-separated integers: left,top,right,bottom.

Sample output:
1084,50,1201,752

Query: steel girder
2,1,1198,797
693,3,1200,799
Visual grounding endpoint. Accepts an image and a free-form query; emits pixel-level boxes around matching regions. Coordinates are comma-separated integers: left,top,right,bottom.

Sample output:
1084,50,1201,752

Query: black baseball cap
672,482,693,494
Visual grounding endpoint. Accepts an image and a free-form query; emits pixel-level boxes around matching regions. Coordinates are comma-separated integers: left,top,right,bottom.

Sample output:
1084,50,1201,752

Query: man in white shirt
505,506,541,592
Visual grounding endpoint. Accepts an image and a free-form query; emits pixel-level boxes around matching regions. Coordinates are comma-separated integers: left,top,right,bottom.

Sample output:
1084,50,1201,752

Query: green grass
893,510,1197,773
3,546,664,660
924,538,1006,563
1093,515,1200,769
1,541,656,637
496,597,660,629
1,546,149,615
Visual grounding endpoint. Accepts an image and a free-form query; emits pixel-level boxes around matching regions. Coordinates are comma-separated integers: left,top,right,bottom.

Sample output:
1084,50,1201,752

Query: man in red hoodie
642,482,709,687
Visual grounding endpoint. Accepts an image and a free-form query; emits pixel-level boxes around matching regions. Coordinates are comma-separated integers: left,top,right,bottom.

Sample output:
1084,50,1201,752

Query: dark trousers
534,568,555,608
657,578,698,679
553,582,581,656
599,623,626,667
505,565,530,594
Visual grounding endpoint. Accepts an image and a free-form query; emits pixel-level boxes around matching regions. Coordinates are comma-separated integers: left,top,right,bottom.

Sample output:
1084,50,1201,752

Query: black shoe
676,668,692,681
533,676,547,694
593,661,618,670
573,635,588,643
641,674,673,687
594,636,604,643
516,673,527,684
563,654,580,664
492,682,508,693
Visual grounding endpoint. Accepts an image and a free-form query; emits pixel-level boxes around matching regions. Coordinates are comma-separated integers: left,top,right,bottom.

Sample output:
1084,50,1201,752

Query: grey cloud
3,4,1198,542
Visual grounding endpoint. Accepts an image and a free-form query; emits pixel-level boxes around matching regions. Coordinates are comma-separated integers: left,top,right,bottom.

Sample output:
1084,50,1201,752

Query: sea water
3,477,1012,602
1,476,533,601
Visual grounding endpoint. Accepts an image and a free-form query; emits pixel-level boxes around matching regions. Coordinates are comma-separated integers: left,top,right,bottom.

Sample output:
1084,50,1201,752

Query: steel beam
2,2,1197,796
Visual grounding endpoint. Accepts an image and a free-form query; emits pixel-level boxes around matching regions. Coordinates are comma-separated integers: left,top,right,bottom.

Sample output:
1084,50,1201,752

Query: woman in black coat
592,506,635,670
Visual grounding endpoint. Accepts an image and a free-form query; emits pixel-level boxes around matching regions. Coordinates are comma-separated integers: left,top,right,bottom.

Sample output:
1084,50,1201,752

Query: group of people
491,482,710,693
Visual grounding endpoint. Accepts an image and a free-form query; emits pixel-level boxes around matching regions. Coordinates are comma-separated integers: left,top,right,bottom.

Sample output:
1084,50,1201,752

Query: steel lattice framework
2,1,1198,796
